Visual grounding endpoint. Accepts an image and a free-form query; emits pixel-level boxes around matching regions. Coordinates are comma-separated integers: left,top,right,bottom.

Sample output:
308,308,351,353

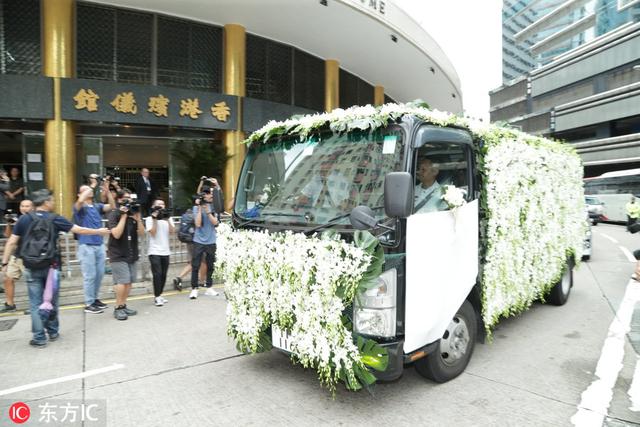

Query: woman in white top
146,199,175,306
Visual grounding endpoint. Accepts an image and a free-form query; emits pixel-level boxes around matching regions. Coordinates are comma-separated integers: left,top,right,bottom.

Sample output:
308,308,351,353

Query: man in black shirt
6,167,25,212
107,189,145,320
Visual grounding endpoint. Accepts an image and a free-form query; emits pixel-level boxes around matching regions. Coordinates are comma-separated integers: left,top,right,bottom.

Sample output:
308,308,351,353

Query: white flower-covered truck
219,103,585,391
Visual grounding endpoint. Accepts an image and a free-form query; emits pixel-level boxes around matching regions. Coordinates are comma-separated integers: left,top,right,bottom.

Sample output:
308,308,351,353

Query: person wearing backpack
74,183,115,314
172,199,206,291
1,189,110,347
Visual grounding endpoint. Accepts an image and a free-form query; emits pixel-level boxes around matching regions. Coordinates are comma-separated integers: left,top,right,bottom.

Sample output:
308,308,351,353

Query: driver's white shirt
302,171,350,208
414,181,445,213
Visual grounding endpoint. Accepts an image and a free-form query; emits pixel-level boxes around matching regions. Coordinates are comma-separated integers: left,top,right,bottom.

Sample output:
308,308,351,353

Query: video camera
194,186,224,213
3,209,18,225
200,176,217,184
120,198,141,215
88,174,120,184
150,205,170,220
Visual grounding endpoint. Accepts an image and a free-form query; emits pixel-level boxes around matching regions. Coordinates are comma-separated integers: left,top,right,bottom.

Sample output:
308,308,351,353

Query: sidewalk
0,261,219,313
0,284,242,426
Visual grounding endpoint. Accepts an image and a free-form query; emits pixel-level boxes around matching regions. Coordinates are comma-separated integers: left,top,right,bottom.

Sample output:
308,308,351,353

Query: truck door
404,126,478,353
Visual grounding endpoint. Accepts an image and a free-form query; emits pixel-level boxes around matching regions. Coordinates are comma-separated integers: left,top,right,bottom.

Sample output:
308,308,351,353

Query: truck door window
413,143,469,214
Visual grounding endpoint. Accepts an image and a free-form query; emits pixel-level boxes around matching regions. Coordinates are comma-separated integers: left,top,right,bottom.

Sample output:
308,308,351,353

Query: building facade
0,0,462,216
493,0,640,176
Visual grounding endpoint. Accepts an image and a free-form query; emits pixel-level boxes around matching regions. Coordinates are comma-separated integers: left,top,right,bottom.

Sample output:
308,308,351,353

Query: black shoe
48,333,60,341
173,277,183,291
0,303,16,313
93,299,107,309
121,305,137,316
84,305,104,314
0,287,4,293
29,339,46,348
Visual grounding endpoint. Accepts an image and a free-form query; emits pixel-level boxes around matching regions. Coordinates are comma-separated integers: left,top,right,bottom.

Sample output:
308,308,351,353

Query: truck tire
547,258,574,306
415,300,477,383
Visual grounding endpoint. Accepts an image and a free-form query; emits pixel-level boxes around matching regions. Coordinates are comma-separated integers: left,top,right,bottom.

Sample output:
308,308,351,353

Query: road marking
620,246,637,263
600,233,619,244
629,356,640,412
571,281,640,426
0,363,125,397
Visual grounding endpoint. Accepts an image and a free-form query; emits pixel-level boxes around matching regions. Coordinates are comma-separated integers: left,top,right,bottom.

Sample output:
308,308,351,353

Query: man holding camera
74,183,116,314
146,199,174,306
107,189,145,320
1,199,33,312
189,180,221,299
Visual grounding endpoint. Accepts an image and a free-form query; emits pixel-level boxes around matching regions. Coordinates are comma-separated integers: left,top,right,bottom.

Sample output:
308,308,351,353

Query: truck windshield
235,128,405,226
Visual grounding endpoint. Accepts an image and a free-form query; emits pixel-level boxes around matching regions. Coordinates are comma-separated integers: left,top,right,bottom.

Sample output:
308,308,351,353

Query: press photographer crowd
0,167,224,347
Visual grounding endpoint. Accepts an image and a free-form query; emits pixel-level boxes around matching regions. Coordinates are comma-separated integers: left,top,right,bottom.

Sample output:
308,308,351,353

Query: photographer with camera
74,183,116,314
1,199,34,313
189,180,221,300
107,189,144,320
146,199,174,306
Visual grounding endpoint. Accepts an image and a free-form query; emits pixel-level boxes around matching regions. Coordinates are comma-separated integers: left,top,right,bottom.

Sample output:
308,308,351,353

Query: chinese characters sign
62,78,237,130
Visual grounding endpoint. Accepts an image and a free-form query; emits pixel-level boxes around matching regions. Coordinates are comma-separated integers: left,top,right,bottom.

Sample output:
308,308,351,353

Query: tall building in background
492,0,640,176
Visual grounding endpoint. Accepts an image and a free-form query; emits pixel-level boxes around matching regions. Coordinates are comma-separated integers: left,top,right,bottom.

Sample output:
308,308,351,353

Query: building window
339,69,375,108
77,3,115,81
0,0,41,75
157,17,221,91
115,10,153,84
77,4,153,84
246,34,292,104
293,49,324,111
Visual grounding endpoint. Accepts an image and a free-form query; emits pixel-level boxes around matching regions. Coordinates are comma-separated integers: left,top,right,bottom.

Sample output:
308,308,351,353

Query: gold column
374,85,385,106
222,24,246,209
324,59,339,112
43,0,76,218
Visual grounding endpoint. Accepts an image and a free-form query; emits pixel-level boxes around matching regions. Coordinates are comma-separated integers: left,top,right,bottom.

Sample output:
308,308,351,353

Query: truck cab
233,115,487,383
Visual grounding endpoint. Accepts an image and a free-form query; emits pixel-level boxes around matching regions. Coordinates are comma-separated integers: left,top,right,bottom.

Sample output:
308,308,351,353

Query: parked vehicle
229,105,584,385
584,169,640,223
585,196,604,225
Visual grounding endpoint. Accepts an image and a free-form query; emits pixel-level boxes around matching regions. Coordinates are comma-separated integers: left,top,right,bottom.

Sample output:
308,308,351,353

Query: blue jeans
78,244,106,306
25,268,59,344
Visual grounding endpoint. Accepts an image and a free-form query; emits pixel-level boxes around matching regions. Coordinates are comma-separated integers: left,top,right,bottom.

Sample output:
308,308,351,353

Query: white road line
571,281,640,426
629,356,640,412
620,246,637,263
600,233,619,244
0,364,125,397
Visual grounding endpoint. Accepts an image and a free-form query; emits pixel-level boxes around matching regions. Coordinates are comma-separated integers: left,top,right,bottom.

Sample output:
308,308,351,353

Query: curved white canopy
96,0,463,113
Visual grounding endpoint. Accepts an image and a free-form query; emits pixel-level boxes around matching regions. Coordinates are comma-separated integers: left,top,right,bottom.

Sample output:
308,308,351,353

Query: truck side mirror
212,188,225,213
350,206,378,230
384,172,414,218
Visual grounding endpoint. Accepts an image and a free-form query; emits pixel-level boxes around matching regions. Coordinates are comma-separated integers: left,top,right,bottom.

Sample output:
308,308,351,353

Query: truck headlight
354,268,397,337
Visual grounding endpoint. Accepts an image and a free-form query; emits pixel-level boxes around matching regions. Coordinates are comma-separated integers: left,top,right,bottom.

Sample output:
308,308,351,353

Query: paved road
0,223,639,426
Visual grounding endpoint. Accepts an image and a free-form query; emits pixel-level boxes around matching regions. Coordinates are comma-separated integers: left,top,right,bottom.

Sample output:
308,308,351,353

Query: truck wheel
415,300,477,383
548,259,574,306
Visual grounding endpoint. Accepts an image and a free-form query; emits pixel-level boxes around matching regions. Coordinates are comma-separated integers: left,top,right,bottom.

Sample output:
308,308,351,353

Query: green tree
171,140,229,210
